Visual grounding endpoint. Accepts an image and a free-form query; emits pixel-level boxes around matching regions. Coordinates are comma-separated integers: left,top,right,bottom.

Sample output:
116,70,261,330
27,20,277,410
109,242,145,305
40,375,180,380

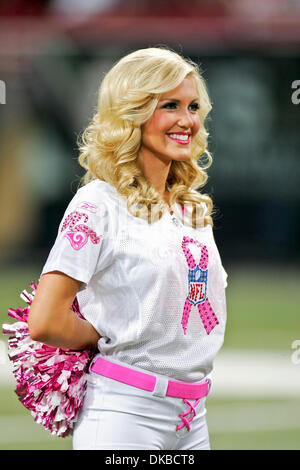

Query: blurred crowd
0,0,300,18
0,0,299,267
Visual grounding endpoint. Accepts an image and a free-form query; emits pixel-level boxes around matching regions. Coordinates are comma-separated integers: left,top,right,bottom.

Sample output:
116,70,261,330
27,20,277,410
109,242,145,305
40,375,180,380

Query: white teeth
168,134,189,141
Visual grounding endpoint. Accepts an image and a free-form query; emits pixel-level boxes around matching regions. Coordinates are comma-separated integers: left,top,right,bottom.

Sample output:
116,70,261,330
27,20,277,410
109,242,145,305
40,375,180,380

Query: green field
1,264,299,450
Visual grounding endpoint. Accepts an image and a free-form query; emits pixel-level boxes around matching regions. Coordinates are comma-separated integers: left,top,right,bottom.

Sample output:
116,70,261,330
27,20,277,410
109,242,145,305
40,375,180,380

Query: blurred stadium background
0,0,300,450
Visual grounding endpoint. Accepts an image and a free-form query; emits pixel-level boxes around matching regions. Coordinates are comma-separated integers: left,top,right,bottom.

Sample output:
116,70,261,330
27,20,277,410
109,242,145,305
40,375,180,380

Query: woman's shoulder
62,180,118,219
75,179,117,204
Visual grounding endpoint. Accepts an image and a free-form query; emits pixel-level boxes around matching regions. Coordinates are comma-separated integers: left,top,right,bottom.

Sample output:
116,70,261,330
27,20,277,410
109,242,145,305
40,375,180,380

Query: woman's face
140,76,201,164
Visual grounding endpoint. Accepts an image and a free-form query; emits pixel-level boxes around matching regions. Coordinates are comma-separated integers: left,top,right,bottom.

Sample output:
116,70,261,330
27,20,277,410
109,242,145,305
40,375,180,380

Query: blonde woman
28,47,228,450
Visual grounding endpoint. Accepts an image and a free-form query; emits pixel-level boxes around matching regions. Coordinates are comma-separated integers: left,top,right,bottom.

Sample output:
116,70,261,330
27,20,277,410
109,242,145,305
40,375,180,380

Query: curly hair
77,47,214,228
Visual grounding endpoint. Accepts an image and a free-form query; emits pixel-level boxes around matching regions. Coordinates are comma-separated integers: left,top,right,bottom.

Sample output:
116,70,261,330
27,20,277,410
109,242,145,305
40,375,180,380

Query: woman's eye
189,103,200,112
162,102,177,109
161,102,200,111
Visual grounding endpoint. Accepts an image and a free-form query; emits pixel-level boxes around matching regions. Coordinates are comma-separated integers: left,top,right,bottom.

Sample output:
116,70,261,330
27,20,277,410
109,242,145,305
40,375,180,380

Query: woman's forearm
30,307,100,350
27,272,100,350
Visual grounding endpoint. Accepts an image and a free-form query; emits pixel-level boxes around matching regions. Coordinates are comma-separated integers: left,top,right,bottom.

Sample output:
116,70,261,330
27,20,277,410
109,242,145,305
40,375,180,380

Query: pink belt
91,357,211,432
90,356,211,400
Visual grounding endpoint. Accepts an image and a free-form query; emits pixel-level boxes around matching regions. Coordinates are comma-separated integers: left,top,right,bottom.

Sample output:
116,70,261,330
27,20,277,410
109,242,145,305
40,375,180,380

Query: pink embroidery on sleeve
64,232,88,251
78,201,98,213
181,236,219,335
61,211,102,250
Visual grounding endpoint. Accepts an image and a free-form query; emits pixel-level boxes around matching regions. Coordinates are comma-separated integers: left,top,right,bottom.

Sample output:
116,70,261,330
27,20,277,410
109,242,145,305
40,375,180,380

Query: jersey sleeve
221,265,228,288
40,186,113,288
205,209,228,290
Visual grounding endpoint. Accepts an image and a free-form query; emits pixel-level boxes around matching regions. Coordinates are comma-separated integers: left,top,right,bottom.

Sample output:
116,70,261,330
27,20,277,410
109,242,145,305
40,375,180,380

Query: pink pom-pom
2,283,96,437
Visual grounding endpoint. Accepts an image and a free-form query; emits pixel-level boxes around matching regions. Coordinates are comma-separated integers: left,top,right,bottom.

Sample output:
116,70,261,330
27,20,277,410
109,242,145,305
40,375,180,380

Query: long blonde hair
78,47,214,228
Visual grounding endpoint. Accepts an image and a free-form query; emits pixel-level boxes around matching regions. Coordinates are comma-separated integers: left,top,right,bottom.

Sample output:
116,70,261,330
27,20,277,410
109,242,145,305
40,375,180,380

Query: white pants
73,362,211,450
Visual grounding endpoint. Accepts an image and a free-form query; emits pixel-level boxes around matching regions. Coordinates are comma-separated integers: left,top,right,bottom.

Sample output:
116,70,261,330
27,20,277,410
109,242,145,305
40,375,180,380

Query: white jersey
41,180,227,382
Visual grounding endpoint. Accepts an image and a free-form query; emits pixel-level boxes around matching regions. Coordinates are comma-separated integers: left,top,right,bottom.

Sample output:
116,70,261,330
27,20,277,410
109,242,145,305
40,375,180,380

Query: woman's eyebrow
159,97,199,103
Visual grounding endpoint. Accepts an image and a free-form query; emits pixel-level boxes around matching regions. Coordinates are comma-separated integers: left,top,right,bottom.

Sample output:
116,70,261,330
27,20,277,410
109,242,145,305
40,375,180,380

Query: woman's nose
177,109,194,128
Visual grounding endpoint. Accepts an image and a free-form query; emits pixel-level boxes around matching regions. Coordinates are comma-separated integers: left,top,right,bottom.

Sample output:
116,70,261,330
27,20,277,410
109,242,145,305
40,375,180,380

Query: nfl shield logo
187,266,207,306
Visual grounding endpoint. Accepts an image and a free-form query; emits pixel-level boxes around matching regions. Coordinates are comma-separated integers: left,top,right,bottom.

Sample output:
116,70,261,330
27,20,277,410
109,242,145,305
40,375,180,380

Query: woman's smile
166,132,191,145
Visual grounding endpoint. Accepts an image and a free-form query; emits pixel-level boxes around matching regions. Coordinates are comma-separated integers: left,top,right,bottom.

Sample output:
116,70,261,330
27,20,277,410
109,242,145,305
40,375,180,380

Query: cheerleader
26,47,228,450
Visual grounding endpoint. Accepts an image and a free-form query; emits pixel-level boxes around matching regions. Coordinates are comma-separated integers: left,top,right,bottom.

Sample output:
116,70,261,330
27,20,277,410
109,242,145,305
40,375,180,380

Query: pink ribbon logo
181,236,219,335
